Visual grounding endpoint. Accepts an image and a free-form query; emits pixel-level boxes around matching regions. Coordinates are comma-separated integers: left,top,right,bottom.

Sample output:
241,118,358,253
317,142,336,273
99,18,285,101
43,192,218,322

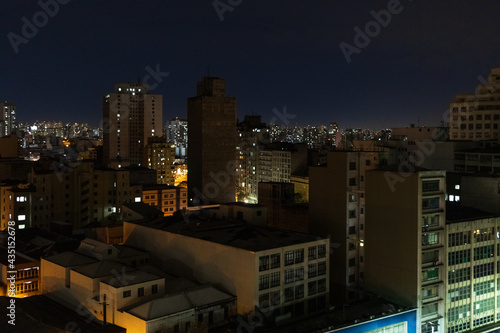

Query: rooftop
72,261,134,279
129,216,325,252
102,269,163,288
126,293,192,320
44,251,98,267
446,202,499,223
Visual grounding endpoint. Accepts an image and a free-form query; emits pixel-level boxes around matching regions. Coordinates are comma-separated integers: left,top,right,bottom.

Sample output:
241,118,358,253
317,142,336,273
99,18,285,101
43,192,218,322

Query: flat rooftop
129,216,325,252
446,202,498,223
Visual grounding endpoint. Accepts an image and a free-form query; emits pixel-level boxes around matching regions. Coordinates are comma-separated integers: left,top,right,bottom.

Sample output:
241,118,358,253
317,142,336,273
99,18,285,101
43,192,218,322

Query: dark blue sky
2,0,500,129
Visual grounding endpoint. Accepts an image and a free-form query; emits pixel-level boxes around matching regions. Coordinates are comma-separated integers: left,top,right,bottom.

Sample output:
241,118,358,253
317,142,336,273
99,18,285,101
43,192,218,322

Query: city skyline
3,1,500,129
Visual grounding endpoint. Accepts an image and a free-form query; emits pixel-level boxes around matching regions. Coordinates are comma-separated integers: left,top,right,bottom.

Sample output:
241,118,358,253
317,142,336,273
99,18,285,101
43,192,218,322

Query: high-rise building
187,77,236,204
365,168,447,333
309,150,391,304
164,117,188,157
449,67,500,141
0,101,16,137
144,136,175,185
103,83,162,168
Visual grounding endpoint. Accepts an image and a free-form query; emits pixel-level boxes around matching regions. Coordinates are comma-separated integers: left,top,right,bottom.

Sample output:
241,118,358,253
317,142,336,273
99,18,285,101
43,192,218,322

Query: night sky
2,1,500,129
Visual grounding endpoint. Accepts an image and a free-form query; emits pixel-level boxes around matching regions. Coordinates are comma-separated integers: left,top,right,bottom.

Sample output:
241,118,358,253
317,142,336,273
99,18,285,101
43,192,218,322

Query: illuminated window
18,215,26,221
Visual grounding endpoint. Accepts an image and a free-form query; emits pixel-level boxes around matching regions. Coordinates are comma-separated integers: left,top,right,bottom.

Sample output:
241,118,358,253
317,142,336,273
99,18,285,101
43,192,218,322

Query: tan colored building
309,151,391,303
41,238,236,333
103,83,162,168
123,217,330,323
187,77,237,204
365,168,446,333
449,67,500,141
144,136,175,185
142,184,187,216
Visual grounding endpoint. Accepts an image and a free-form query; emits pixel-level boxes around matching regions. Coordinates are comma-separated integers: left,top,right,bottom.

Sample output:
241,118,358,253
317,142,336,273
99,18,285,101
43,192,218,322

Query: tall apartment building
123,217,330,323
0,101,16,137
187,77,236,204
103,83,162,168
309,151,391,304
236,115,269,202
365,168,447,333
449,67,500,141
144,136,175,185
164,117,188,157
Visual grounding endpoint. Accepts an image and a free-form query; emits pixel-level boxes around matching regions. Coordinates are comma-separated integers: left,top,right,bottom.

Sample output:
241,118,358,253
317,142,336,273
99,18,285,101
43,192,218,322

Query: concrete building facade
449,67,500,141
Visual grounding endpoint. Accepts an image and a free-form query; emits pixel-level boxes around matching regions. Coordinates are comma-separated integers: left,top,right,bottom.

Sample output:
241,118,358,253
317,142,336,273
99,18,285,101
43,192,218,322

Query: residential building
449,67,500,141
0,161,142,231
164,117,187,157
103,83,162,168
144,136,175,185
0,246,40,297
187,76,237,204
364,167,447,333
123,217,330,323
142,184,187,216
309,150,391,303
0,101,16,137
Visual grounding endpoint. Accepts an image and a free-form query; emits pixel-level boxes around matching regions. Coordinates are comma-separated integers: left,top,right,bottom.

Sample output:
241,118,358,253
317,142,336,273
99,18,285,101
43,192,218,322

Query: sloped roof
183,284,235,307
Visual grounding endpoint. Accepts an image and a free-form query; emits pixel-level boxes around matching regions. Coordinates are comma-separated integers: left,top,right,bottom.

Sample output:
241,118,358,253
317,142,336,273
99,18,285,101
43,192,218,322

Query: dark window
270,253,280,268
318,245,326,258
123,290,131,298
152,284,158,294
259,255,269,271
308,246,317,260
295,249,304,263
285,251,294,265
349,162,356,170
349,178,356,186
138,287,144,297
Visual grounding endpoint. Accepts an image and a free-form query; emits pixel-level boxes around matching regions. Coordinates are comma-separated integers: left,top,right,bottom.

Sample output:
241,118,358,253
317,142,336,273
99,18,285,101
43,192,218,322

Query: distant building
258,182,308,233
103,83,162,168
164,117,188,157
142,184,187,216
0,161,142,231
144,136,175,185
449,67,500,141
0,101,16,137
123,217,330,323
187,77,237,204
